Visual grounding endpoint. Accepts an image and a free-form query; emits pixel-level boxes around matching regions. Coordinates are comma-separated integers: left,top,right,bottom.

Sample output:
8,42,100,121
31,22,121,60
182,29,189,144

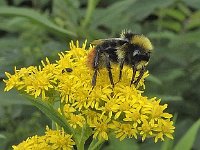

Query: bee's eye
133,50,140,56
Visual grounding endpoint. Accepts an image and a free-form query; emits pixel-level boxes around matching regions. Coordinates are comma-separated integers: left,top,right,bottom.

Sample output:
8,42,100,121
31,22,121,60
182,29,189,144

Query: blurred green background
0,0,200,149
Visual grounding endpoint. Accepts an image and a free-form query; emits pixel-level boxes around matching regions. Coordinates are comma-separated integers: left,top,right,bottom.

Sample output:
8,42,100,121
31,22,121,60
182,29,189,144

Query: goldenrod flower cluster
4,41,175,145
12,127,74,150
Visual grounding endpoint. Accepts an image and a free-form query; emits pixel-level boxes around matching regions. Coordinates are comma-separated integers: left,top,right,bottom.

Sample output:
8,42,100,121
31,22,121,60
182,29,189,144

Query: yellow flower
24,69,55,99
12,127,74,150
124,106,148,127
68,114,85,129
89,115,111,140
45,127,75,150
12,135,50,150
4,66,56,100
100,95,119,118
63,104,76,116
109,121,138,141
150,100,173,119
154,119,175,142
4,71,22,91
83,110,100,124
4,66,37,91
41,57,59,76
5,40,175,143
138,119,156,141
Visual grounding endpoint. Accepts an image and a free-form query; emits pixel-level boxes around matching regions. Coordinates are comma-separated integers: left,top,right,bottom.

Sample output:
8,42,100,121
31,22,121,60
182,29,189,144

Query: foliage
0,0,200,149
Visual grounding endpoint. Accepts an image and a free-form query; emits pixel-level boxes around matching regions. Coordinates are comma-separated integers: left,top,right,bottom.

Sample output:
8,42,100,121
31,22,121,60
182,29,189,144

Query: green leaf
0,83,30,106
164,8,186,21
0,7,76,37
169,30,200,46
93,0,174,28
0,134,6,139
174,119,200,150
147,74,162,85
177,3,191,17
53,0,80,29
186,19,200,30
0,17,27,32
92,0,137,27
163,69,185,81
104,136,139,150
160,20,182,32
132,0,175,21
88,139,105,150
25,95,74,135
149,31,175,40
186,11,200,30
0,0,6,5
81,0,100,28
76,124,93,150
182,0,200,9
156,95,183,102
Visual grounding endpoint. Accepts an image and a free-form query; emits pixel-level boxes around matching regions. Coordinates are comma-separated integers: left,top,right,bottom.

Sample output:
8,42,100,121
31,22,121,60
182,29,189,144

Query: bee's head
130,47,151,69
120,30,153,53
130,34,153,53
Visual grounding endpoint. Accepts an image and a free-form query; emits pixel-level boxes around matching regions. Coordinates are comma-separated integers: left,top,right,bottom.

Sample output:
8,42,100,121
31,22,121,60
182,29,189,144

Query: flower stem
77,143,84,150
81,0,99,28
88,139,104,150
77,124,87,150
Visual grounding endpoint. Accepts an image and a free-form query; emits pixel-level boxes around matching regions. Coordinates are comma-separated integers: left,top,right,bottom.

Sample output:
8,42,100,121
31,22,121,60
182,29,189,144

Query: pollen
132,35,153,52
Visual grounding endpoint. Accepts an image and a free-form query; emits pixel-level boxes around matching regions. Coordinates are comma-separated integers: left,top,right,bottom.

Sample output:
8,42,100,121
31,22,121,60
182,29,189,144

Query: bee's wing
91,39,104,45
91,38,127,45
116,42,129,51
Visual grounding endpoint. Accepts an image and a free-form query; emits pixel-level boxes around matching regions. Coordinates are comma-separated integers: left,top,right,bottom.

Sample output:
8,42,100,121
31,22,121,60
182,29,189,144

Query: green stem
88,139,105,150
77,142,84,150
77,124,87,150
52,101,61,130
25,95,82,149
59,101,83,150
81,0,100,28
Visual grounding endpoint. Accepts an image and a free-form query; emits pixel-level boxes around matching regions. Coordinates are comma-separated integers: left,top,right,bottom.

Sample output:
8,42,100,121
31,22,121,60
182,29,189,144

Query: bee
87,30,153,88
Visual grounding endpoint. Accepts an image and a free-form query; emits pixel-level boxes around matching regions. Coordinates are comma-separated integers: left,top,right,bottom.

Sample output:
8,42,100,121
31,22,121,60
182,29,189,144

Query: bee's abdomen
107,49,118,62
87,47,96,69
87,40,122,69
100,42,119,63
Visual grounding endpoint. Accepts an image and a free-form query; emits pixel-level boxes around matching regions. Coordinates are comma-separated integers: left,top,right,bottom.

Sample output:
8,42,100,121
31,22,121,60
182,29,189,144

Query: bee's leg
105,54,114,87
92,49,100,88
118,58,125,83
134,67,145,87
92,69,98,89
130,65,136,86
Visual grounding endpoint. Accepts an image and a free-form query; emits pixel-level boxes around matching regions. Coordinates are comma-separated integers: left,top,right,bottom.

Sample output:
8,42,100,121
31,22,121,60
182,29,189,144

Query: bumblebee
87,30,153,88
